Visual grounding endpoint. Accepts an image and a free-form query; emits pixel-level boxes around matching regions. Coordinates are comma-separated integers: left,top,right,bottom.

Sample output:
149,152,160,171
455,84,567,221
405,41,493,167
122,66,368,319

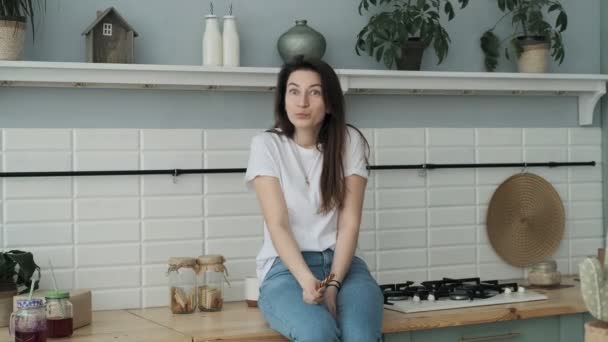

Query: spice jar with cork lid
167,257,198,314
196,255,230,312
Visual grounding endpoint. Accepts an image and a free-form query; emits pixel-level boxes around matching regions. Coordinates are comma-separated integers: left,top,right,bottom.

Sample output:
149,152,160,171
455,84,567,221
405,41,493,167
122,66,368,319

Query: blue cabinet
383,313,593,342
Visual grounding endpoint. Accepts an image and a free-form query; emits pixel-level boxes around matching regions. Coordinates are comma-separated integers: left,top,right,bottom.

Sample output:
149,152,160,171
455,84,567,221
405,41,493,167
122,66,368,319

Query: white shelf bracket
578,90,606,126
339,75,350,94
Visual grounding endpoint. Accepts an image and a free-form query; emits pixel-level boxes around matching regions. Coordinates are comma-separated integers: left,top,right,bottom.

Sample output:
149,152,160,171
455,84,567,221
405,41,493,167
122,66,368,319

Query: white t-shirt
244,126,369,282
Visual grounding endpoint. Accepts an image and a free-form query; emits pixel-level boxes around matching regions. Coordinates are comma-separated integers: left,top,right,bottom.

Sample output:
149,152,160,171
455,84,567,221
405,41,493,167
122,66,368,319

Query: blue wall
0,0,601,128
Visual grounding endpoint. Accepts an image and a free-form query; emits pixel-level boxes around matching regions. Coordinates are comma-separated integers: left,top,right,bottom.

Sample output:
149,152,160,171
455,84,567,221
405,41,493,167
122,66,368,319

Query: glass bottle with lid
10,298,47,342
167,257,198,314
45,290,73,338
196,254,230,312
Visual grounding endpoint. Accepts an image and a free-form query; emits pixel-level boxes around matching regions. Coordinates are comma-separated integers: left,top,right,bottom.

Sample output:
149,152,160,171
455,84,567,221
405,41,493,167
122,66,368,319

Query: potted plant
355,0,470,70
0,0,45,60
480,0,567,73
0,250,40,327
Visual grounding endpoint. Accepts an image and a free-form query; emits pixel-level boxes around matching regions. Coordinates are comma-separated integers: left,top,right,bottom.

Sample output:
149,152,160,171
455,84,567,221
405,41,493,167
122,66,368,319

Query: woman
245,57,384,342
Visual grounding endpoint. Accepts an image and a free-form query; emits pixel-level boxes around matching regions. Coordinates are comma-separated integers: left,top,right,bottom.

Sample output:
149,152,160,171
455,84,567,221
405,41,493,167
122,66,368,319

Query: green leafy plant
0,0,46,41
356,0,469,69
480,0,567,71
0,250,40,294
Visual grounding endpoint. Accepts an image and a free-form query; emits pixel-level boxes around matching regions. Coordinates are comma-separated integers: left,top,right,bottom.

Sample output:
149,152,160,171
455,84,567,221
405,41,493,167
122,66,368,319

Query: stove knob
413,295,421,303
518,286,526,293
504,287,512,294
427,294,436,302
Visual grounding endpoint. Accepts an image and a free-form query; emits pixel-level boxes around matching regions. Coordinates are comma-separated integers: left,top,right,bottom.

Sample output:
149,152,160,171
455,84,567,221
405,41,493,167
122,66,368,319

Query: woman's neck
293,129,318,149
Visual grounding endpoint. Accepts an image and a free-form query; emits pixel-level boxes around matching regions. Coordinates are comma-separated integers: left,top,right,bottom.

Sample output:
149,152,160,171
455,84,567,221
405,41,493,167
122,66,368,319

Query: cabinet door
383,332,411,342
383,314,586,342
559,314,585,342
409,317,560,342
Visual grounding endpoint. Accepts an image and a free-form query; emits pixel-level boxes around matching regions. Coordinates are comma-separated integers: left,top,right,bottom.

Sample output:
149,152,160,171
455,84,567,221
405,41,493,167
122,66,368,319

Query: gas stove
381,277,547,313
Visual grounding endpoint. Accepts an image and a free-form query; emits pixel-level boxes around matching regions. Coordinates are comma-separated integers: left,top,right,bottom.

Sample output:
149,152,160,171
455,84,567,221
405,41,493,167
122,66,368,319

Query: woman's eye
288,89,298,95
310,89,321,96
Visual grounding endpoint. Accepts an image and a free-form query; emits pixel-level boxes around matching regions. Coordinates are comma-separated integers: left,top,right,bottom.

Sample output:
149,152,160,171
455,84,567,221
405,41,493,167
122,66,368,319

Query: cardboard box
13,289,92,329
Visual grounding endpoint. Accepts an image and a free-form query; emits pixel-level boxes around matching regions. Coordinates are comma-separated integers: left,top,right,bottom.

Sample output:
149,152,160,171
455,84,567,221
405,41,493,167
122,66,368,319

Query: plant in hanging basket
355,0,469,70
0,250,41,294
480,0,567,72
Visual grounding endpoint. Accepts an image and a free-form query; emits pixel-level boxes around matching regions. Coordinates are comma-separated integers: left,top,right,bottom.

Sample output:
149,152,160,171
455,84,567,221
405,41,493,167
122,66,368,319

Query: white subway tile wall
0,128,602,310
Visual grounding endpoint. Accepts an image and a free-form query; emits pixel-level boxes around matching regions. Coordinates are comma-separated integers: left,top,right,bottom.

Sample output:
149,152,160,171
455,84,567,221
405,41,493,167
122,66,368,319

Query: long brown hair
270,57,370,214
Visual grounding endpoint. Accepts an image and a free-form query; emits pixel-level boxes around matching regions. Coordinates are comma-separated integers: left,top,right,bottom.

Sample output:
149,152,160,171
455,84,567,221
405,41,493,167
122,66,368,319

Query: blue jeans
258,249,384,342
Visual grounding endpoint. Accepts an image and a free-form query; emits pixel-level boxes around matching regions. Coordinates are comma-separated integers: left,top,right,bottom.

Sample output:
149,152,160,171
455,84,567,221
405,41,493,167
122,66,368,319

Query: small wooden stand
586,321,608,342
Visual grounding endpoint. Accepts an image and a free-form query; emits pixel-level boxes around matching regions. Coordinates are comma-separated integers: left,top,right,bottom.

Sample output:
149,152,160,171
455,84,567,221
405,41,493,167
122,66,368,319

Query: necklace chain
291,140,320,186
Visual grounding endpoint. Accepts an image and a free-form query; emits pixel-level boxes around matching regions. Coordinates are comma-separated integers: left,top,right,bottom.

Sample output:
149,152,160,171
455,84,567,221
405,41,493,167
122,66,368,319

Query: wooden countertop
128,276,587,342
0,277,586,342
129,303,284,342
0,310,191,342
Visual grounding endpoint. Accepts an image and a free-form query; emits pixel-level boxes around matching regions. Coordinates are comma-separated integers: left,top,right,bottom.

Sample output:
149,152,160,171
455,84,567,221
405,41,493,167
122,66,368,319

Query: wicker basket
0,289,15,327
585,321,608,342
517,42,549,73
0,19,26,60
486,173,565,267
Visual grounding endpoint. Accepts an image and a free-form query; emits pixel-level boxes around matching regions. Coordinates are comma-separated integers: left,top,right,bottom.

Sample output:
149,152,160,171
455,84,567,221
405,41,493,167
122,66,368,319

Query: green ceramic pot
277,19,326,63
395,38,426,71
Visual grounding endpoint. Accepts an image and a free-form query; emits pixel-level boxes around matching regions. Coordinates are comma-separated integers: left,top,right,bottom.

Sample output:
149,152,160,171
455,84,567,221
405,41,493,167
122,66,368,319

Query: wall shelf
1,61,607,125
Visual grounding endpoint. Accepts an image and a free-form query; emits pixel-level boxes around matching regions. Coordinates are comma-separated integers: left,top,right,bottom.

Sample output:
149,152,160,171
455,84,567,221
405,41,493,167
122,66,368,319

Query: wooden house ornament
82,7,138,63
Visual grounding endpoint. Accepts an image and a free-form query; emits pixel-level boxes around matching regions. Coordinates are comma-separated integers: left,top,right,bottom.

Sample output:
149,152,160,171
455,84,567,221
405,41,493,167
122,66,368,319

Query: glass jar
167,257,198,314
528,259,561,286
196,254,229,312
45,291,73,338
10,298,47,342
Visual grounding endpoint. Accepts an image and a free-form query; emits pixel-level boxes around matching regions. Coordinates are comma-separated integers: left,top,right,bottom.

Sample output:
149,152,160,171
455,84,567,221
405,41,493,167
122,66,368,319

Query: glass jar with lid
528,259,561,286
196,255,230,312
10,298,47,342
45,290,73,338
167,257,198,314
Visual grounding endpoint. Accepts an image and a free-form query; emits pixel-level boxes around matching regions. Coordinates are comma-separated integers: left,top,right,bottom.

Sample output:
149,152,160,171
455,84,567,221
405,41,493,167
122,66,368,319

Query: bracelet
326,279,342,289
326,283,340,291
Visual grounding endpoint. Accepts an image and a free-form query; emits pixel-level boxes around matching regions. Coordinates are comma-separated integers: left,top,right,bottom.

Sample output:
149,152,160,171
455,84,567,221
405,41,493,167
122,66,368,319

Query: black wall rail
368,161,595,170
0,161,595,178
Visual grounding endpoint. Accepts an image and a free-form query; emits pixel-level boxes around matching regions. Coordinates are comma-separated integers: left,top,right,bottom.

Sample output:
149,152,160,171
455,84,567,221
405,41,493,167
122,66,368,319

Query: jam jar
45,290,73,338
10,298,47,342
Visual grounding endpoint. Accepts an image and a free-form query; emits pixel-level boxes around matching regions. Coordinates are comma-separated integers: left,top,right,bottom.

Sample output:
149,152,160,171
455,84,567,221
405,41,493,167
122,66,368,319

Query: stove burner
380,277,519,304
380,283,412,304
384,291,408,301
449,289,470,300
